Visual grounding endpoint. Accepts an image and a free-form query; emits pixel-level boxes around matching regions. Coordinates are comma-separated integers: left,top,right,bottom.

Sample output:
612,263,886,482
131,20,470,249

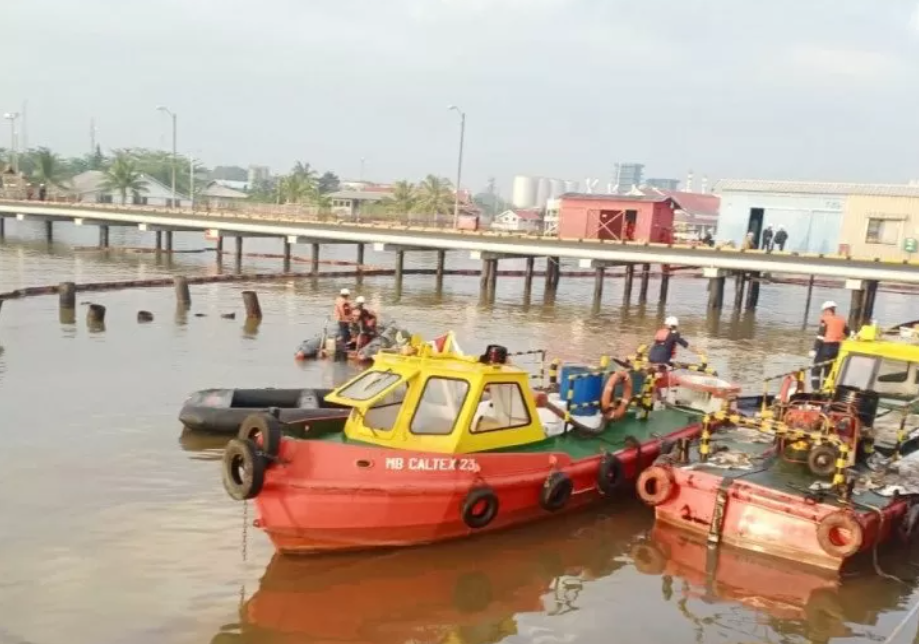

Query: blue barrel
559,365,604,416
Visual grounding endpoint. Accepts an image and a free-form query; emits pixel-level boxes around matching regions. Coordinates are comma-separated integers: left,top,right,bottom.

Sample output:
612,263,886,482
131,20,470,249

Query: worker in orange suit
809,301,850,390
334,288,352,347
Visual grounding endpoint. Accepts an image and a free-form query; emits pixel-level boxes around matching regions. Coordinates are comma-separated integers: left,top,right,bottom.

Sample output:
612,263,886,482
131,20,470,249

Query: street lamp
448,105,466,229
156,105,177,207
3,112,20,174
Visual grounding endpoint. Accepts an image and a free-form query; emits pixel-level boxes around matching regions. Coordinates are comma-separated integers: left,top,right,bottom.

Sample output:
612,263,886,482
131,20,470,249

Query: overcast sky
5,0,919,193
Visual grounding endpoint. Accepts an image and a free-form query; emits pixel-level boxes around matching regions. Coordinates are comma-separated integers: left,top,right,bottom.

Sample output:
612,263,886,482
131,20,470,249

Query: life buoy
222,438,266,501
601,371,633,421
816,511,864,558
462,486,499,529
636,466,675,506
540,471,573,512
779,374,800,403
238,412,283,459
596,453,626,496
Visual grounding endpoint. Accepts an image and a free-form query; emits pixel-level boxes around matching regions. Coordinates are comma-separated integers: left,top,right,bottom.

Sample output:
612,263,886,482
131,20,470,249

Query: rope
882,595,919,644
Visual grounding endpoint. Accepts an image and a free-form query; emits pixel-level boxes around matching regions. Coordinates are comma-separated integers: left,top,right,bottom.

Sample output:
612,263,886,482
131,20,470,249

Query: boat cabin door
747,208,764,247
325,368,417,438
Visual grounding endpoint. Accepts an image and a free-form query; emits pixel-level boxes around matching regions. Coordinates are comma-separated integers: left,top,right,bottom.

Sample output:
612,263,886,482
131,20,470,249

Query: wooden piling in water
311,243,320,274
436,250,445,285
487,259,498,299
395,250,405,289
357,243,365,268
638,263,650,304
137,310,154,323
803,274,815,321
283,238,292,273
0,217,5,239
155,231,162,251
174,276,191,308
87,303,106,325
165,231,174,252
235,236,244,261
734,272,746,310
99,225,109,248
44,220,53,243
242,290,262,319
745,272,760,310
480,259,490,294
593,267,605,307
524,257,535,296
708,275,726,309
59,281,76,310
623,264,635,303
659,265,670,304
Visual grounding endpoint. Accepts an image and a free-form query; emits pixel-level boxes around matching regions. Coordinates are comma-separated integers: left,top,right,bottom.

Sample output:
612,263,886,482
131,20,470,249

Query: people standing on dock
334,288,353,347
648,316,691,366
762,225,774,251
774,226,788,251
352,295,378,349
809,301,850,390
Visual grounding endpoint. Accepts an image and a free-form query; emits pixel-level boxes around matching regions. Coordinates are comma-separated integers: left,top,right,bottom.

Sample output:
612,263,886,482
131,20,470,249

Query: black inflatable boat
178,388,350,434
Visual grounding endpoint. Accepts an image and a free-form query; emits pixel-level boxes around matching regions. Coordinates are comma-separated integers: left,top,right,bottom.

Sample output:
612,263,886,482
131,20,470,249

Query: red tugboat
220,334,723,554
636,323,919,573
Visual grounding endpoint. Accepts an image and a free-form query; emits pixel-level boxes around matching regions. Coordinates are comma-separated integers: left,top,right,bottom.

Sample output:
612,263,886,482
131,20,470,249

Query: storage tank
564,179,580,194
512,175,537,209
549,179,565,199
535,177,551,209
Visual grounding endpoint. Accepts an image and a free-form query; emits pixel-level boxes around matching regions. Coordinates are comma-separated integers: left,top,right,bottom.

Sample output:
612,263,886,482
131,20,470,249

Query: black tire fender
222,438,266,501
540,471,574,512
597,453,625,496
238,412,283,459
461,486,499,529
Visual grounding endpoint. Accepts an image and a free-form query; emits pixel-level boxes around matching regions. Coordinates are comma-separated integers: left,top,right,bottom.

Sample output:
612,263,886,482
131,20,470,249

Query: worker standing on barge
334,288,353,347
648,316,691,366
809,301,850,390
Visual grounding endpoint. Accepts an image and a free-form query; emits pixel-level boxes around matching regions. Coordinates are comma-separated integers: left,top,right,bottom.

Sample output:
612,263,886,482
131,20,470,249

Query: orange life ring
779,374,801,403
636,466,674,506
601,371,633,421
816,511,864,559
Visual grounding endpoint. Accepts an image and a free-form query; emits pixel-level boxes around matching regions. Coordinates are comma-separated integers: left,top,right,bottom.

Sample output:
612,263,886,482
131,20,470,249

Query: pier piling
282,237,292,273
745,272,761,310
58,281,76,310
436,250,445,287
480,259,490,295
242,290,262,319
165,231,174,253
0,217,5,239
638,263,650,304
803,275,815,323
524,257,535,297
235,236,244,262
311,243,320,274
623,264,635,304
659,265,670,305
734,272,747,310
357,243,365,268
87,303,106,327
488,259,498,300
137,310,154,323
593,267,605,307
704,268,726,310
174,276,191,308
99,225,109,248
155,231,162,252
395,251,405,290
44,220,53,244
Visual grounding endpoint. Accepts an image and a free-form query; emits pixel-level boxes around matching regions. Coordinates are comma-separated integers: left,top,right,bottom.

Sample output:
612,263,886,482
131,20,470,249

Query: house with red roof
491,209,543,233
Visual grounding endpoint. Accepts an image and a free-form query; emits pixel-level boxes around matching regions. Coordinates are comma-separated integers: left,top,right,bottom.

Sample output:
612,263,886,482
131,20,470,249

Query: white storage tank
512,175,538,209
535,177,551,208
564,179,580,194
549,179,565,199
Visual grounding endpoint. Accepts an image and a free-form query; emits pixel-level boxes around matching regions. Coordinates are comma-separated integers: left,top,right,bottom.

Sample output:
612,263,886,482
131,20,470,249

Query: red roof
511,209,541,221
639,188,720,217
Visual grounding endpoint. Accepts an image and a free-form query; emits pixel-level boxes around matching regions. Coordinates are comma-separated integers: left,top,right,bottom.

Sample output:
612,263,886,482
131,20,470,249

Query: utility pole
3,112,20,173
448,105,466,228
156,105,178,207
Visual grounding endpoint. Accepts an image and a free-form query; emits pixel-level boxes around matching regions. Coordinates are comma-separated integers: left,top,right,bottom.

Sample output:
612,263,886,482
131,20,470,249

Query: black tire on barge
222,438,266,501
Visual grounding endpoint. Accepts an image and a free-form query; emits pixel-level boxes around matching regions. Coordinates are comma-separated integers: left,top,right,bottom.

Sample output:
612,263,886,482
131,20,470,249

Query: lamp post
3,112,20,174
156,105,177,207
448,105,465,229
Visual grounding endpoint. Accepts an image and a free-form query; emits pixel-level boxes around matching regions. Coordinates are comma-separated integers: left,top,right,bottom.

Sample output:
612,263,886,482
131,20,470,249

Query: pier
3,199,919,325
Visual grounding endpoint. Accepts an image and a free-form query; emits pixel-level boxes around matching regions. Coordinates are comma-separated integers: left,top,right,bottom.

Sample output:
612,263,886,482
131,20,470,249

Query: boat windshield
336,370,401,402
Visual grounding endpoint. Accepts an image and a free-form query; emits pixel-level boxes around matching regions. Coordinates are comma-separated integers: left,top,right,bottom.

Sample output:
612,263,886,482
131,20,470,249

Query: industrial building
714,179,919,259
645,178,680,191
612,163,644,192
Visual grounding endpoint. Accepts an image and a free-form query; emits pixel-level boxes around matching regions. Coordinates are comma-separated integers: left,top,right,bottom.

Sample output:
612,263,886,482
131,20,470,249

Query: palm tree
388,180,416,215
414,175,454,215
279,174,314,204
100,153,147,204
33,147,66,189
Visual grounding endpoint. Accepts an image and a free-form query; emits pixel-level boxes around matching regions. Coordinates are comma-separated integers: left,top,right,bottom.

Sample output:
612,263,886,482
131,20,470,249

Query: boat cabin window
838,355,918,396
363,383,408,432
336,370,401,401
471,383,531,433
410,377,469,436
838,355,877,391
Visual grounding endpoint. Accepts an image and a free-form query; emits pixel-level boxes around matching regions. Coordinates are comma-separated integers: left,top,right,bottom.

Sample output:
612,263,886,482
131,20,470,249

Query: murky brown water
1,219,919,644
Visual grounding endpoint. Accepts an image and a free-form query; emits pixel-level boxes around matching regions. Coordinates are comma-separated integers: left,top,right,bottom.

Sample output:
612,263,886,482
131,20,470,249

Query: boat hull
652,466,909,572
255,423,701,555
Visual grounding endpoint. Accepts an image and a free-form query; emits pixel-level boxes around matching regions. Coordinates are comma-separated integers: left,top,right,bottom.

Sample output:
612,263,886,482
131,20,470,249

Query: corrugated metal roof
559,192,673,204
714,179,919,198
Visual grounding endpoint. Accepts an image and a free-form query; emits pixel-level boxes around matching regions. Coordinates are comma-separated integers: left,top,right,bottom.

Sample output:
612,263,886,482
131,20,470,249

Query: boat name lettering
384,457,480,472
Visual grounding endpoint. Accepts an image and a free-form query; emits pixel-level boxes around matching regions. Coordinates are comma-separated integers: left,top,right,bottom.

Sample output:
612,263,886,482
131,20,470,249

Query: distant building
68,170,189,207
557,193,674,242
644,178,680,191
715,179,919,258
201,181,249,209
329,189,390,220
248,165,270,185
612,163,645,193
213,179,249,192
491,209,543,233
637,188,720,240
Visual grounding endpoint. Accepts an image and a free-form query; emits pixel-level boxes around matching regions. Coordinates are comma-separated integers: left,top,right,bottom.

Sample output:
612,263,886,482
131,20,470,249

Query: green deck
297,408,700,460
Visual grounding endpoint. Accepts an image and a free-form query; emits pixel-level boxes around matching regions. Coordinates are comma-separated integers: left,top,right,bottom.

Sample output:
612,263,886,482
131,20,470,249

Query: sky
4,0,919,194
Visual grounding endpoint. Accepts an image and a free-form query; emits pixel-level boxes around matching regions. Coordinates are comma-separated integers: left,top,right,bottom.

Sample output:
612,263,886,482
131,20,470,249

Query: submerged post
436,249,446,286
174,276,191,308
395,250,405,289
87,303,106,327
165,231,174,252
44,220,53,244
638,263,650,304
58,281,76,310
659,264,670,305
99,225,109,248
311,242,320,274
524,257,535,297
357,243,366,268
623,264,635,304
282,237,292,273
593,267,605,307
487,259,498,300
734,272,746,310
155,230,162,252
745,272,760,310
803,274,815,322
235,236,244,262
704,268,725,310
242,290,262,320
0,217,5,239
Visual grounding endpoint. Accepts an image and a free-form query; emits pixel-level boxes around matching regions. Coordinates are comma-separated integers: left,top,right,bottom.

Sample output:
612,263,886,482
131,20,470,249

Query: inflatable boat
295,321,412,363
178,388,350,434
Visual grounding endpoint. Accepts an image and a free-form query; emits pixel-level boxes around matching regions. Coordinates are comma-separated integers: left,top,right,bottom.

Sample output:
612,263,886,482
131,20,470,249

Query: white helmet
340,288,350,296
355,296,366,304
665,316,679,327
821,301,837,311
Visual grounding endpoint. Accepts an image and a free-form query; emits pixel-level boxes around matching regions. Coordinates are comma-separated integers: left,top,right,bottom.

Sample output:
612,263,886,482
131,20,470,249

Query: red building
557,194,677,242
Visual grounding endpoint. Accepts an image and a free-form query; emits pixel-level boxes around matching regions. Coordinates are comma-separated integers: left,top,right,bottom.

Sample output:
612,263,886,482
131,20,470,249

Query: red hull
255,424,700,554
653,466,909,572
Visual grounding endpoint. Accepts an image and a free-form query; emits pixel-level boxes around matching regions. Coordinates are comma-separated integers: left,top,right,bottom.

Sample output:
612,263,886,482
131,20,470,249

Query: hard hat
340,288,350,296
665,316,679,327
355,296,366,304
821,301,837,311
